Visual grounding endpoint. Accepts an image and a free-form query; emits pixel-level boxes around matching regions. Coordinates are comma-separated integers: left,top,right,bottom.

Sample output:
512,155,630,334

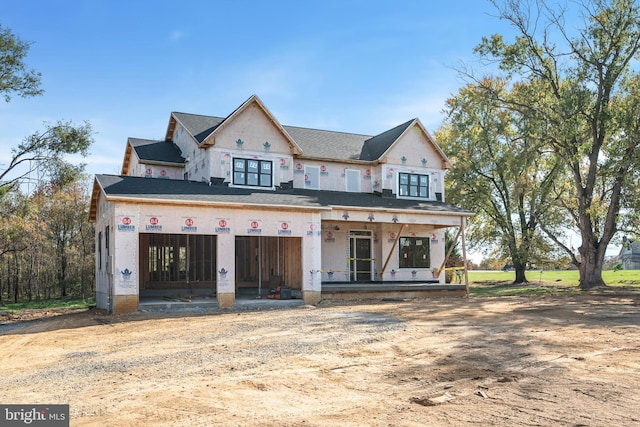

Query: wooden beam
461,216,469,296
380,224,406,277
434,225,462,278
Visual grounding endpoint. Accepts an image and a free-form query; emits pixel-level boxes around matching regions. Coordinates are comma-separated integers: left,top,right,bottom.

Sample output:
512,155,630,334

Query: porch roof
92,174,474,219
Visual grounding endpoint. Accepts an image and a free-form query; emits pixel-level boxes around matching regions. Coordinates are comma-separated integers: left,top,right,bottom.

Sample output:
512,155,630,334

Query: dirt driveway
1,293,639,426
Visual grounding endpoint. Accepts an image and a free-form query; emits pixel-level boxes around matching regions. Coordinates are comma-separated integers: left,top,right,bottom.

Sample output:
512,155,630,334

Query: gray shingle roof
282,125,370,161
96,174,473,215
170,112,400,162
172,112,225,144
360,119,414,161
129,138,185,164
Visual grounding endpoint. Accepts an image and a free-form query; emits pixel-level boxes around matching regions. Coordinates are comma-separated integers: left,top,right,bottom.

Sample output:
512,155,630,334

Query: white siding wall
215,103,293,154
293,160,382,193
203,104,296,186
172,123,205,181
94,193,115,310
382,126,445,200
209,150,293,188
133,162,184,179
382,165,444,200
318,220,449,285
378,224,445,283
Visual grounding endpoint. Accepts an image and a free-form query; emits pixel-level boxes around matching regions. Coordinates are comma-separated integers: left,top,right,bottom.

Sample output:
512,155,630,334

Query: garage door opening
139,233,217,298
235,236,302,299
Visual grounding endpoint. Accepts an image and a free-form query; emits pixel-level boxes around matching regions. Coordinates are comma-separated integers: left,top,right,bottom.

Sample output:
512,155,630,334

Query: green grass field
0,298,95,314
467,269,640,297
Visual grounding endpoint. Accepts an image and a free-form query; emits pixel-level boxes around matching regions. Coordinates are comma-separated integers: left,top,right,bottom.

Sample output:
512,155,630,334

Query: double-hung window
233,158,272,188
399,237,430,268
399,172,429,198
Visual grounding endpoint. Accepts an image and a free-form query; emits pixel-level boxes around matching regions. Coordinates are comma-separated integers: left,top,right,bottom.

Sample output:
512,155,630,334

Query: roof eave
121,141,134,175
137,159,186,168
295,155,380,165
165,114,177,141
88,178,105,222
327,204,475,217
102,195,331,212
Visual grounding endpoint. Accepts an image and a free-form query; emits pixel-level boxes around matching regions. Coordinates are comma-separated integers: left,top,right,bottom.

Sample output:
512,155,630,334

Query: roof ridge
172,111,225,119
173,110,374,138
283,124,373,138
366,118,416,141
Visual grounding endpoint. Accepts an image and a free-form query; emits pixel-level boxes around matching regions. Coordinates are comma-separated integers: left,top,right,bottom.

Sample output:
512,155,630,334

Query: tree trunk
511,245,528,284
578,245,606,289
59,249,67,298
26,251,33,302
13,252,19,304
513,261,528,284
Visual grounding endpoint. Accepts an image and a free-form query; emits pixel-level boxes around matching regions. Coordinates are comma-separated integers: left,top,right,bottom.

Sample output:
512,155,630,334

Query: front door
350,231,372,282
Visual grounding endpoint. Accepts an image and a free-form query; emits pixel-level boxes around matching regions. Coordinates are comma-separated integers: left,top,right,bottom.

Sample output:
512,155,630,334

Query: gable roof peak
359,118,416,161
168,94,303,155
358,118,451,168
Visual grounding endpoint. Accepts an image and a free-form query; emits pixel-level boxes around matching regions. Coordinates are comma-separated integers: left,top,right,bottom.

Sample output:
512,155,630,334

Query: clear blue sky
1,0,514,176
6,1,615,262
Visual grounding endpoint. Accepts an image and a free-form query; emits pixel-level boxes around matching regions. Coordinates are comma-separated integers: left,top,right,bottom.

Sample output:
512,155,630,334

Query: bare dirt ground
1,293,639,426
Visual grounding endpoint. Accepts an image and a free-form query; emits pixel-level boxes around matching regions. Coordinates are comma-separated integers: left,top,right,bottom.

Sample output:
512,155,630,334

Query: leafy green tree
437,77,561,284
35,178,93,297
472,0,640,289
0,23,92,198
0,121,93,197
0,24,43,102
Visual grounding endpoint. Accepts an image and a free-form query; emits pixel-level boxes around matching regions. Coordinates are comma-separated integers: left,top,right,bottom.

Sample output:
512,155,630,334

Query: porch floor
321,282,467,300
321,282,466,292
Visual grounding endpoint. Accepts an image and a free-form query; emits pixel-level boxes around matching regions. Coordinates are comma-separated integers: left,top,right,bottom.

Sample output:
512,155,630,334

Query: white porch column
112,208,140,314
302,213,322,305
216,232,236,308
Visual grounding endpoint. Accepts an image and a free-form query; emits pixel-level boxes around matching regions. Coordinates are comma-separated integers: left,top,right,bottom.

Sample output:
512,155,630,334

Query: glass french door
350,231,373,282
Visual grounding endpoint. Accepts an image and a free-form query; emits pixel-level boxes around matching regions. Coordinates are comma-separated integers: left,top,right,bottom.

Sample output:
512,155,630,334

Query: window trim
397,172,430,200
231,157,273,189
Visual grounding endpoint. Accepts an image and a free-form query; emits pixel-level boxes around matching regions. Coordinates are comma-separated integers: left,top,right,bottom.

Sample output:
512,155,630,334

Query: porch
321,282,467,300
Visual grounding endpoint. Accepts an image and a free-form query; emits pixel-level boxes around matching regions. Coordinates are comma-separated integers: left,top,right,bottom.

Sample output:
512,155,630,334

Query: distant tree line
0,177,94,303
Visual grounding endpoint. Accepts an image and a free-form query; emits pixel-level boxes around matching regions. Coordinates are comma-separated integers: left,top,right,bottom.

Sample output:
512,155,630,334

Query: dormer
121,138,185,179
